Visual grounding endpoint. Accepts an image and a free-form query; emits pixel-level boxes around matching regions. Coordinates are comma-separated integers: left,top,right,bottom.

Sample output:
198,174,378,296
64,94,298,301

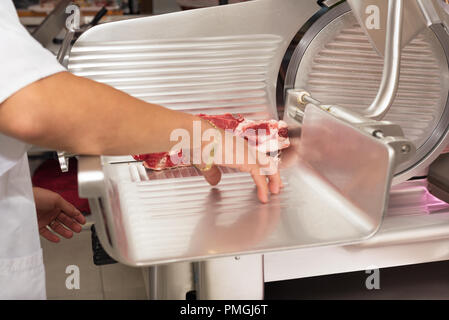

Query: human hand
33,187,86,243
196,123,283,203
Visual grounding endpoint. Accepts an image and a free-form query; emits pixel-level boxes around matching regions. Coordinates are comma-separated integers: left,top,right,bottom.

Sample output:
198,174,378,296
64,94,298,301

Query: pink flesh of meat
132,113,290,170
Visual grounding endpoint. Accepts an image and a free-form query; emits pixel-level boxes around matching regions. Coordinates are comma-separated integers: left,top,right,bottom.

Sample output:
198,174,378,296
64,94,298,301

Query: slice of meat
235,118,290,153
133,151,188,171
197,113,244,131
133,114,290,170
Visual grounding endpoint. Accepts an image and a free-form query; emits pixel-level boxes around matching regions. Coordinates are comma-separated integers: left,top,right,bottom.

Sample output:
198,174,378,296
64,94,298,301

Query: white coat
0,0,65,299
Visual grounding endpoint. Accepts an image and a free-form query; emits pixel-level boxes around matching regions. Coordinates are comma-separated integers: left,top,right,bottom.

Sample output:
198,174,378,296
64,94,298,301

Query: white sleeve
0,0,66,104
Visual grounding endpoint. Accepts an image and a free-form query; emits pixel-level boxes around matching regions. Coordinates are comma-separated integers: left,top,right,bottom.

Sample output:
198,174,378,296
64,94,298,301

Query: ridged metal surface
116,165,292,260
93,102,397,264
264,178,449,283
298,18,448,149
127,163,239,182
69,35,282,119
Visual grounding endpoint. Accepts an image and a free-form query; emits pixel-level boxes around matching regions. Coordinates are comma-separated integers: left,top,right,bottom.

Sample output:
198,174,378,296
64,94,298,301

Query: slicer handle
57,151,71,172
77,156,105,198
56,10,79,172
362,0,403,120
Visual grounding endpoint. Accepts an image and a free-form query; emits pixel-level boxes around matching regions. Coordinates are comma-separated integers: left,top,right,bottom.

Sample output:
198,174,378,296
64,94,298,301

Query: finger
256,152,281,195
201,165,222,186
57,197,86,224
39,227,60,243
57,213,83,233
250,168,269,203
267,170,282,194
49,220,74,239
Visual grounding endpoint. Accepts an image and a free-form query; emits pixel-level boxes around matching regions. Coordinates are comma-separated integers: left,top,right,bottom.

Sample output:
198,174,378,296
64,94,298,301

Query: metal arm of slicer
289,89,416,168
286,1,414,167
56,25,77,172
363,0,403,120
56,25,76,65
289,0,404,122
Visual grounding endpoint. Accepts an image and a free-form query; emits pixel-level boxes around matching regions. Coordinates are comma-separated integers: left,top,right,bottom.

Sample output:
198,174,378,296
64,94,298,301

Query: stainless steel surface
346,0,427,56
56,28,76,65
57,151,69,172
285,89,415,168
147,262,194,300
180,179,449,293
77,101,404,266
264,178,449,282
56,22,77,173
32,0,72,48
285,2,449,184
321,0,342,8
417,0,449,29
197,255,264,299
428,153,449,203
77,156,105,198
69,0,320,120
362,0,403,120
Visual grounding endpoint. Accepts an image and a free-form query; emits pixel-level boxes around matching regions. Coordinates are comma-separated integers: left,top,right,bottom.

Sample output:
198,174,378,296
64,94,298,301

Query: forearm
0,72,210,155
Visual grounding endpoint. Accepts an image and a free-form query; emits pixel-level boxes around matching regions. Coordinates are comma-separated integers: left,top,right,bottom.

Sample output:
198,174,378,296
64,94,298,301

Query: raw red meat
133,151,185,170
133,114,289,170
196,113,244,130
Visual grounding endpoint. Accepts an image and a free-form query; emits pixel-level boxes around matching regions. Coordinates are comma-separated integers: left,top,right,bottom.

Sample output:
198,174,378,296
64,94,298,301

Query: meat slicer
68,0,449,299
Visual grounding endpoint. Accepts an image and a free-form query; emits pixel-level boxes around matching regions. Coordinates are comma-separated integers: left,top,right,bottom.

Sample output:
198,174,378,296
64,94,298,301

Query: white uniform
0,1,65,299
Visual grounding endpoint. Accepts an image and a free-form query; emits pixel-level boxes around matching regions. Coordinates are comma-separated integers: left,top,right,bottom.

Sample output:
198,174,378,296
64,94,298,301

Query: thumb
200,164,222,186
